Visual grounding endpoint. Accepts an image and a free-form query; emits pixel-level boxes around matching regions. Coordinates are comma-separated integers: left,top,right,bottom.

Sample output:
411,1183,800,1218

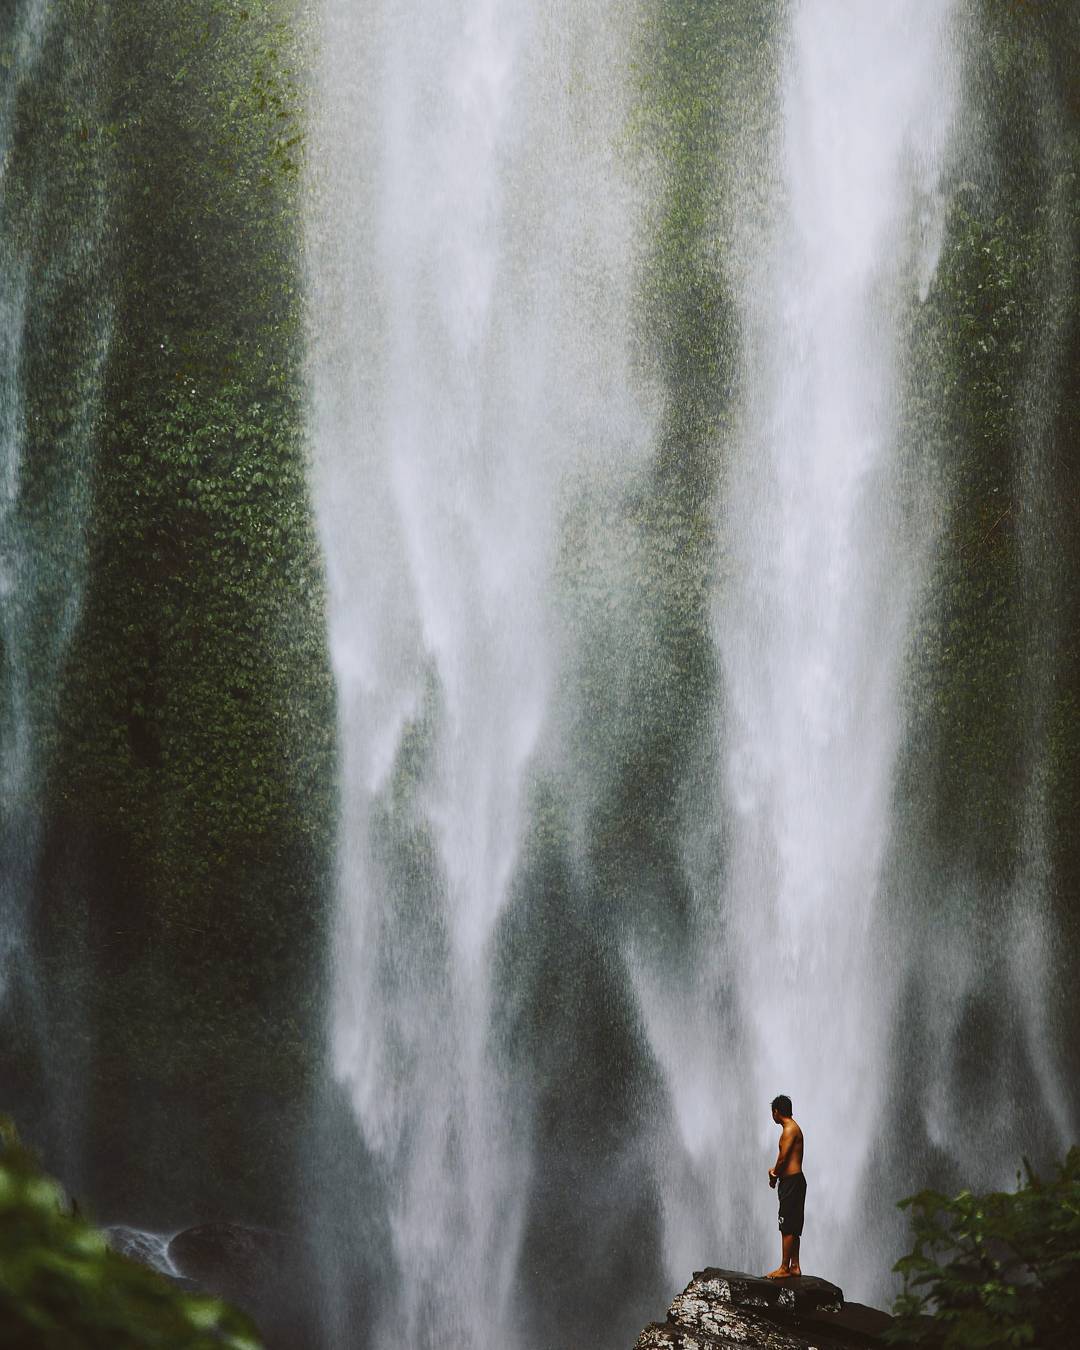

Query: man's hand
768,1169,777,1189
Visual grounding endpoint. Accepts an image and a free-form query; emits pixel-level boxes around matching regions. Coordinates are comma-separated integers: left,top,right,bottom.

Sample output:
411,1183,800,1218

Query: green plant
888,1149,1080,1348
0,1120,261,1349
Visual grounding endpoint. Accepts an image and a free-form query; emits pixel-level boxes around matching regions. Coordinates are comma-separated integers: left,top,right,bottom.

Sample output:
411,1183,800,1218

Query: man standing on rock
766,1094,805,1279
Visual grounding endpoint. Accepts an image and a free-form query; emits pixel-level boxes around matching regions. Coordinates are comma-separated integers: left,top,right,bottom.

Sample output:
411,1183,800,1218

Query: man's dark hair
771,1094,793,1117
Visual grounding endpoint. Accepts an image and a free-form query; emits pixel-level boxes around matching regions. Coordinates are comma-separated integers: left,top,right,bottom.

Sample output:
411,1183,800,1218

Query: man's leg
766,1233,796,1278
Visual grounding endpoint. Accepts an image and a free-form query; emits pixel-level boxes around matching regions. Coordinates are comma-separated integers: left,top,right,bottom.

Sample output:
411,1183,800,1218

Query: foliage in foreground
0,1121,261,1350
888,1149,1080,1348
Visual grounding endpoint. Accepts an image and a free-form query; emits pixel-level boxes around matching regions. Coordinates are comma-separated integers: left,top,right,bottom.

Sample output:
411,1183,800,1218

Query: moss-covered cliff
3,0,333,1226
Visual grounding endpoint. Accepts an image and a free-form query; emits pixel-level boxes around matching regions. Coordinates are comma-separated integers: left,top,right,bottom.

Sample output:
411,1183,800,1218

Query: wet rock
168,1222,316,1349
635,1267,892,1349
104,1225,201,1292
684,1268,844,1317
168,1222,291,1293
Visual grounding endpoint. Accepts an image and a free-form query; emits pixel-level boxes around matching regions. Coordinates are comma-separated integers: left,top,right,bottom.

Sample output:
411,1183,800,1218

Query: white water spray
724,0,961,1254
0,0,51,1001
638,0,963,1301
1,0,109,1011
307,1,649,1343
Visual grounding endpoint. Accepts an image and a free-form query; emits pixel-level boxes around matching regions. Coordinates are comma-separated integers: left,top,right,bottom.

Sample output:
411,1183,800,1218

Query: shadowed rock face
635,1268,892,1349
168,1223,319,1350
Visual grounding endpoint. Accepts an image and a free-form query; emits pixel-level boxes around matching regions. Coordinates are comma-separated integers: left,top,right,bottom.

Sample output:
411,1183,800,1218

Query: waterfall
0,0,1072,1343
634,0,965,1301
307,0,1075,1337
721,0,962,1288
0,0,50,1005
894,0,1078,1201
0,1,109,1024
306,1,651,1344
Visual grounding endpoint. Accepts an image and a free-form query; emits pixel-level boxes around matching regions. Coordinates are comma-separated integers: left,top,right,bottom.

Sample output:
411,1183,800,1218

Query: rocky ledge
636,1268,894,1350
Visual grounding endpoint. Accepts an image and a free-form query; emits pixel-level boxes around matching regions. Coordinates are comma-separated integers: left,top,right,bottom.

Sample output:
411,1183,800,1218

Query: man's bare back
766,1095,806,1279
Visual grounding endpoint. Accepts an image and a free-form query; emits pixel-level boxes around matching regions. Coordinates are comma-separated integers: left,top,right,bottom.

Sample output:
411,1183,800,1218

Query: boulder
167,1222,318,1349
168,1222,293,1295
636,1267,893,1349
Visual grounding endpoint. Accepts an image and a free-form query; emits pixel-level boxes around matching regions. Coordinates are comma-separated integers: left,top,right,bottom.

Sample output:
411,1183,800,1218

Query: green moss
8,0,334,1224
895,0,1079,921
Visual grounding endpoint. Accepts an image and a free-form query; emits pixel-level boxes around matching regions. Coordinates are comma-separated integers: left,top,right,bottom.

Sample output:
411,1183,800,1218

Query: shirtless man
765,1094,805,1279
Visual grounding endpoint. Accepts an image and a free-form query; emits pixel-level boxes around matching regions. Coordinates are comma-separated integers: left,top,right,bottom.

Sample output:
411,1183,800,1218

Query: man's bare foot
788,1266,802,1277
765,1268,792,1279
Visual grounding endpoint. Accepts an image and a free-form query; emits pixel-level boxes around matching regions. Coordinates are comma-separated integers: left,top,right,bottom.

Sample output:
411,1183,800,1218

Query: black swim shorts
777,1173,807,1238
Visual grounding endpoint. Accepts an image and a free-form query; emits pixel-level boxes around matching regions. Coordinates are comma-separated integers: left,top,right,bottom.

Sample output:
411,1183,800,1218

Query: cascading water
0,0,51,1006
891,1,1078,1199
634,0,965,1302
721,0,965,1286
306,1,651,1344
0,0,109,1032
308,0,1076,1340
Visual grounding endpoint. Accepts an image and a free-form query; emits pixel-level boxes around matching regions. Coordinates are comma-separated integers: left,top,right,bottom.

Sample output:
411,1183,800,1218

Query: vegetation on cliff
2,0,333,1226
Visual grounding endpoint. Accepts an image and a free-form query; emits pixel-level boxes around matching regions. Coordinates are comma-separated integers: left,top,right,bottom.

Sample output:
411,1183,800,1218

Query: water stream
0,0,51,1009
304,0,1074,1338
637,0,964,1292
722,0,962,1282
307,1,650,1343
0,1,109,1032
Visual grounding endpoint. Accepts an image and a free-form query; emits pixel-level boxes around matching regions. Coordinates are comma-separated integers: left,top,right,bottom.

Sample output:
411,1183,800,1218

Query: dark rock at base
168,1221,292,1291
168,1222,318,1350
804,1303,896,1342
636,1268,893,1349
694,1268,844,1316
